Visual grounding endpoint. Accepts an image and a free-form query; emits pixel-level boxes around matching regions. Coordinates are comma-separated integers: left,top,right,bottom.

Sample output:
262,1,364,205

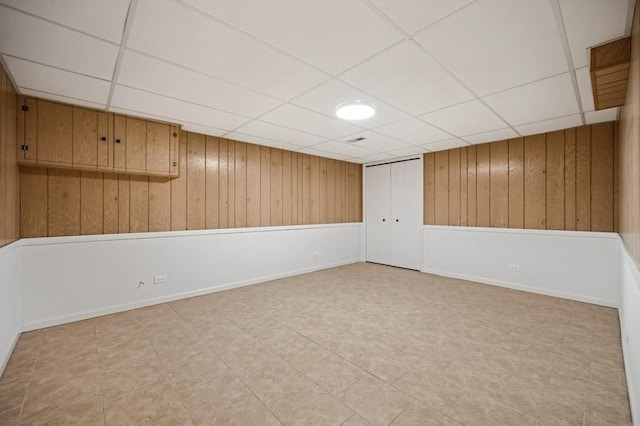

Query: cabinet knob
172,132,178,137
172,162,177,167
116,139,121,143
100,136,107,141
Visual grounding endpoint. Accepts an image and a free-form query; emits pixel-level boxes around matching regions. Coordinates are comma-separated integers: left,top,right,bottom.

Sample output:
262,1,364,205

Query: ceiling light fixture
335,101,375,121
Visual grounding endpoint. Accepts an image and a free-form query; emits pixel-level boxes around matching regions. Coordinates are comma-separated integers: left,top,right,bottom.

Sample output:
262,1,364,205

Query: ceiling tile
297,147,351,161
0,0,130,44
483,73,579,126
421,138,468,152
374,118,451,145
18,87,105,110
369,0,475,35
340,40,473,114
232,121,328,148
292,79,409,128
224,132,303,152
358,152,398,163
575,66,595,112
585,108,619,124
181,0,403,75
127,0,328,100
310,140,377,157
414,0,567,96
4,56,110,104
341,131,410,152
0,6,119,79
111,85,250,130
388,146,428,157
420,100,509,136
260,104,361,139
559,0,632,69
514,114,583,136
118,50,280,117
181,123,228,138
462,128,519,145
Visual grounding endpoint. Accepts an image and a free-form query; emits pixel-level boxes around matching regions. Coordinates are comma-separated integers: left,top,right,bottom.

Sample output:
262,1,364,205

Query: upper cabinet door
72,107,110,169
146,121,171,174
125,117,147,173
21,98,73,166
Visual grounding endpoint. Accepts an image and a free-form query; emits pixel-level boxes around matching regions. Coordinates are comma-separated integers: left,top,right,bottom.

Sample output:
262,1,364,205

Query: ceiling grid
0,0,632,163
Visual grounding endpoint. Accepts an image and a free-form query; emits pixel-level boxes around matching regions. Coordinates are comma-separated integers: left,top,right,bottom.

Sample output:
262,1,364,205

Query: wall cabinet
17,97,179,178
365,158,422,270
113,115,179,177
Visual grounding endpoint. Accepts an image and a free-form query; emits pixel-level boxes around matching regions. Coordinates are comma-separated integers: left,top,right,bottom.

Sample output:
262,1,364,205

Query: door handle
382,218,386,222
395,219,399,222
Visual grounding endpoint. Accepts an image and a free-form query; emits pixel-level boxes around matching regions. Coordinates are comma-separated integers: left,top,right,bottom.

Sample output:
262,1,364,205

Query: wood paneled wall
619,2,640,263
20,131,363,237
424,122,616,231
0,64,20,247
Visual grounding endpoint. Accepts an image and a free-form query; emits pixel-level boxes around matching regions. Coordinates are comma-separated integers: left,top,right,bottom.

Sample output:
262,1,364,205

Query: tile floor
0,263,631,425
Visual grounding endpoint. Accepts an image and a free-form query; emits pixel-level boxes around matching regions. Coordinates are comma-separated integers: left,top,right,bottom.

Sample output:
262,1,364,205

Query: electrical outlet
508,264,521,272
154,275,168,285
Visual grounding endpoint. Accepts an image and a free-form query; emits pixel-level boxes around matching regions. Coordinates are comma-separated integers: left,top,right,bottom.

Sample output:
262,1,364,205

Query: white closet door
365,164,392,264
391,160,422,270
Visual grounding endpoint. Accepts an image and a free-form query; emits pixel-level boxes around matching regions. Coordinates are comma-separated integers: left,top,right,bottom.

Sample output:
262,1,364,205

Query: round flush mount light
335,101,375,121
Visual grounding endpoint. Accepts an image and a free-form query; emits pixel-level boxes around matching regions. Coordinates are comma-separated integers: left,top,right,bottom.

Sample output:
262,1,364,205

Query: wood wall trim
424,122,616,232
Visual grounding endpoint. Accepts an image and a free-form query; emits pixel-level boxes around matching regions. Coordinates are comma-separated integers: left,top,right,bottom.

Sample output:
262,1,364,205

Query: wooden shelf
590,37,631,110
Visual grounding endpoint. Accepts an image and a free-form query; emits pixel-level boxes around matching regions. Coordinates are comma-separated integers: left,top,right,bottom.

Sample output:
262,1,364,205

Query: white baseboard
0,331,20,378
22,258,361,331
421,267,618,308
619,308,638,425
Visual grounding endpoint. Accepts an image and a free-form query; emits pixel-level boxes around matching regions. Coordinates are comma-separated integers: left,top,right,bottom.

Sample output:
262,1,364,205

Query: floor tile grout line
181,314,287,425
148,344,195,426
218,312,352,417
14,337,42,424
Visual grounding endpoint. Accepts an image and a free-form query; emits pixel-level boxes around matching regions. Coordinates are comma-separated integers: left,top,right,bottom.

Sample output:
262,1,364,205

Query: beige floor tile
391,401,462,426
339,374,413,426
0,406,20,425
244,362,316,407
341,413,373,425
20,391,104,425
448,392,538,426
100,359,167,404
301,353,365,395
104,381,191,425
353,348,408,384
268,386,353,426
0,380,27,414
584,401,632,425
393,365,463,414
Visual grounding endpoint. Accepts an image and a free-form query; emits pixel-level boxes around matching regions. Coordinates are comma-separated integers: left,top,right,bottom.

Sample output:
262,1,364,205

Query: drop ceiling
0,0,633,163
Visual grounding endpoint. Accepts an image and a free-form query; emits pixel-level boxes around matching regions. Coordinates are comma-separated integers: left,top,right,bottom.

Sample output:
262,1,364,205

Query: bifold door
366,158,422,270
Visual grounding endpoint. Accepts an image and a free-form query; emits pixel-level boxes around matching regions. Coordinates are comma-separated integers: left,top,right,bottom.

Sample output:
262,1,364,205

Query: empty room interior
1,0,640,425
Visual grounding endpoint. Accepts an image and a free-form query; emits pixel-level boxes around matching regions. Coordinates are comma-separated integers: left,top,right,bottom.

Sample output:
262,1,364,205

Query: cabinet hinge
21,105,29,112
20,145,29,151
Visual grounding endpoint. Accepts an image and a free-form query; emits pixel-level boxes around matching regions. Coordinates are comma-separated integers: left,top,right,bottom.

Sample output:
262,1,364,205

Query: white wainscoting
0,242,22,376
20,223,363,331
620,246,640,423
422,225,621,307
